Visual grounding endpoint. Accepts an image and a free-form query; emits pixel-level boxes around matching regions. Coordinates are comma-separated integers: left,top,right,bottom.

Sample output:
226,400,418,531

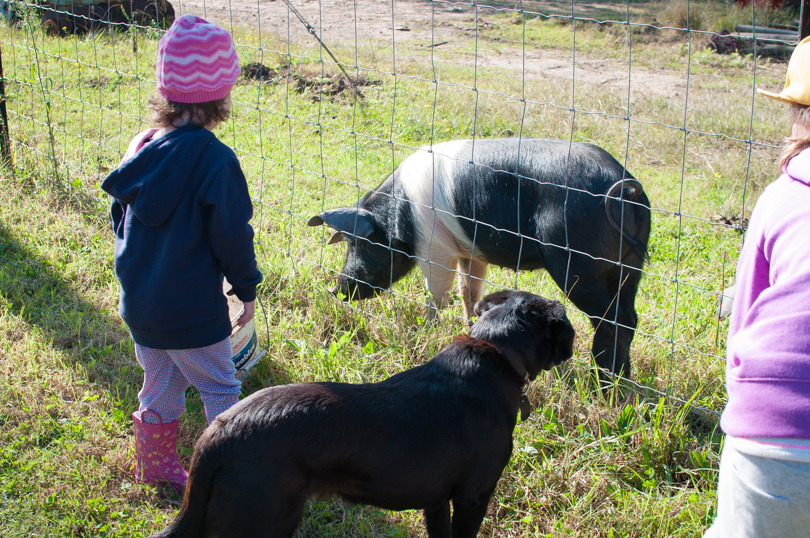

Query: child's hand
237,300,255,327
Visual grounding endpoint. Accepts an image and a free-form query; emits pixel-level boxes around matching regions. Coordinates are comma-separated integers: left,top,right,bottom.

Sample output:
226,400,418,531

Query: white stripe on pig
397,141,478,309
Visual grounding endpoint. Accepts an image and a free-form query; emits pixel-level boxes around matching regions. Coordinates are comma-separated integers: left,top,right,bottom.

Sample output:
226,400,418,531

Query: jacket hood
786,146,810,186
102,125,215,227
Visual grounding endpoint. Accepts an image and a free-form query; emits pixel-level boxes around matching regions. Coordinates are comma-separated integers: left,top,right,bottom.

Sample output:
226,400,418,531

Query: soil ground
171,0,690,97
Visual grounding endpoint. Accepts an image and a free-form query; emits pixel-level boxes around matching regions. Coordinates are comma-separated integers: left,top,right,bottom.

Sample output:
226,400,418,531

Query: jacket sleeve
204,160,263,302
727,195,770,344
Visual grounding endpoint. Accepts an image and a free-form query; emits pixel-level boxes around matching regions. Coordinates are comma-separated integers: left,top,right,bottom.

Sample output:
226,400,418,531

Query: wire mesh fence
0,0,797,417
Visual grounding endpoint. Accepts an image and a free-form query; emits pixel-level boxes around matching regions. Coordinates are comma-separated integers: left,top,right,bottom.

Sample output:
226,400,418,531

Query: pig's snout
332,275,378,301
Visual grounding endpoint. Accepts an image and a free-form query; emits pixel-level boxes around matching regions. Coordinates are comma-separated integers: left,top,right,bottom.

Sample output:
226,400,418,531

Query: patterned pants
134,337,241,425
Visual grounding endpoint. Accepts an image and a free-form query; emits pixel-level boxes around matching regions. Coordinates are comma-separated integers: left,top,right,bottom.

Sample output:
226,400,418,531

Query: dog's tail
148,429,223,538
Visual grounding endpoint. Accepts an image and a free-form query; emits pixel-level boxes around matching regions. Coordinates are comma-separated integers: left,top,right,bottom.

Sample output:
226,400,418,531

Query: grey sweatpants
704,439,810,538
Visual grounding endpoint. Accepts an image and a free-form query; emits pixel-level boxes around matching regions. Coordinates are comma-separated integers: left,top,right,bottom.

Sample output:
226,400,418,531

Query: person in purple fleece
704,36,810,538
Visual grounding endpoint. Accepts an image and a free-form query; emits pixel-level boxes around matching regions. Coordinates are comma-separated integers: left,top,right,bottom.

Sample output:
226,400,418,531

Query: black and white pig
308,138,651,376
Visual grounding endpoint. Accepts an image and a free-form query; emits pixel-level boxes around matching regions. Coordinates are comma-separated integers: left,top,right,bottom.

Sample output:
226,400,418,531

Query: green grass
0,1,794,536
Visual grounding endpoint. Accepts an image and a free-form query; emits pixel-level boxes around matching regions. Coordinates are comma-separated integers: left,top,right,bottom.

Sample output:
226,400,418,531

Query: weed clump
241,61,380,102
663,1,705,31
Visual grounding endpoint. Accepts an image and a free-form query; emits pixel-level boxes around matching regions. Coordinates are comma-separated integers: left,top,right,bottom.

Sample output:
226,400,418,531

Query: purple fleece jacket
721,147,810,439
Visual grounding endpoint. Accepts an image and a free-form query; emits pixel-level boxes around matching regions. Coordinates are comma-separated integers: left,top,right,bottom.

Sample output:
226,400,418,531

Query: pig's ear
327,231,346,244
307,207,376,239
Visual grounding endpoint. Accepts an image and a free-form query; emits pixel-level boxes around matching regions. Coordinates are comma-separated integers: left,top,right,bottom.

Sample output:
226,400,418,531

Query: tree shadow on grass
0,221,207,502
0,219,186,534
0,219,286,453
0,220,139,405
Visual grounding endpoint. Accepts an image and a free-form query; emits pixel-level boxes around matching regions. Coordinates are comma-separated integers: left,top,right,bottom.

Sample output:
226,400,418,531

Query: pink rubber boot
132,410,188,492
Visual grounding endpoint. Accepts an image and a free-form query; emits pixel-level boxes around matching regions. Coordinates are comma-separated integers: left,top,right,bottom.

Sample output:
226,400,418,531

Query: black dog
150,291,575,538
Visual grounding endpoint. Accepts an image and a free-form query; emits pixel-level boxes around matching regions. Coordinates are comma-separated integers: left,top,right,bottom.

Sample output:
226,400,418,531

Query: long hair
779,103,810,170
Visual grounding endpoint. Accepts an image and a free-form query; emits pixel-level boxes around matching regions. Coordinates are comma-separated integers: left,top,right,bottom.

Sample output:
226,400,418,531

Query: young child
704,36,810,538
101,15,262,491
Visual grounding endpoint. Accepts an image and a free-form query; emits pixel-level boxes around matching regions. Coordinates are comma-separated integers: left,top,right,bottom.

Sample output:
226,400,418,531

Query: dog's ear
526,298,576,364
547,301,576,363
551,316,576,363
473,290,514,317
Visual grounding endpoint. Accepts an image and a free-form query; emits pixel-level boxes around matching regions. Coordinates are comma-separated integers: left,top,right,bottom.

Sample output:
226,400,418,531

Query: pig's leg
419,254,457,321
457,258,488,321
718,282,736,320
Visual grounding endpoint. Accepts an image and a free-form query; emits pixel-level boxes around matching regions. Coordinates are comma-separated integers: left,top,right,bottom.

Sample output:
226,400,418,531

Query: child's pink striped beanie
156,15,240,103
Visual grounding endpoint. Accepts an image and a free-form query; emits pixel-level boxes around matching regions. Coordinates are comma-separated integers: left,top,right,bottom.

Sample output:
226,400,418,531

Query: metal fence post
0,44,10,166
801,0,810,40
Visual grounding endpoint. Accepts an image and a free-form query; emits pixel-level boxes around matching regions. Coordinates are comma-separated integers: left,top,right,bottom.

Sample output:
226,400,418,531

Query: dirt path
172,0,481,46
170,0,689,97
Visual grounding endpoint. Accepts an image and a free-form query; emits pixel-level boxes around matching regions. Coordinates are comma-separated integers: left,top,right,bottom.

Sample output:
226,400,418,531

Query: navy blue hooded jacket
101,125,262,350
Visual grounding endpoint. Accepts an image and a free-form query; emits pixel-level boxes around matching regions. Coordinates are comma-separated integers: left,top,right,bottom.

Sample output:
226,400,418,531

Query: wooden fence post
801,0,810,40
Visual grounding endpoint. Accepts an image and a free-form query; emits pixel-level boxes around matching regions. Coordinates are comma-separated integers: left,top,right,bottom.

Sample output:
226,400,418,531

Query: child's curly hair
148,92,231,129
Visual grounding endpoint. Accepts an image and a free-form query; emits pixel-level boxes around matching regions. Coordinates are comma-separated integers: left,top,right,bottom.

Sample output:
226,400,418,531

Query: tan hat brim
757,87,799,104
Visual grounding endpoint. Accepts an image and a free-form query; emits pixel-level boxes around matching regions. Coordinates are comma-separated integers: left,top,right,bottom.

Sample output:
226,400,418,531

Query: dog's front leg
450,494,493,538
423,501,451,538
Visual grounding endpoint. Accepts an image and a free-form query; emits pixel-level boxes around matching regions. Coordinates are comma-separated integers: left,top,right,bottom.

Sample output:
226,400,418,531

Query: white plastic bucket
224,280,265,381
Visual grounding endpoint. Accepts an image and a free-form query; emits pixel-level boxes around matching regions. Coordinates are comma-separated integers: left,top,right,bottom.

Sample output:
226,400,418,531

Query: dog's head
469,290,576,381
